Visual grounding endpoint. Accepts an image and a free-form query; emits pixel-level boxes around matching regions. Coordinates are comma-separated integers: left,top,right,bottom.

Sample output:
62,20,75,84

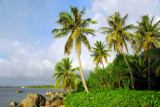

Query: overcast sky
0,0,159,86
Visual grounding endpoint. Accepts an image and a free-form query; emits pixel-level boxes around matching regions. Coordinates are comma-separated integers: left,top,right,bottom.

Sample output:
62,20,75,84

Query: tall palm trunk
147,43,152,90
77,52,89,93
119,45,134,89
148,55,151,90
68,88,71,95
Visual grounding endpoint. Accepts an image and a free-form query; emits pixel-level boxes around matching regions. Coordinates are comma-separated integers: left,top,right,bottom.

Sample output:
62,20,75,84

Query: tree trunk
102,61,104,69
68,88,71,95
118,79,121,88
119,45,134,89
77,52,89,93
110,71,112,89
148,55,151,90
117,50,119,55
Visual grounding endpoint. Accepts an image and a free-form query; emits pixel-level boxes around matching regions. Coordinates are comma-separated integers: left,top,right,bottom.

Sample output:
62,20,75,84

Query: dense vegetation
65,89,160,107
78,52,160,91
65,50,160,106
51,5,160,107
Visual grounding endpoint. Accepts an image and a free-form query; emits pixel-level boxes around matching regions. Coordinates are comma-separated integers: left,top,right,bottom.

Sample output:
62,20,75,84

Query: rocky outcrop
45,91,66,107
18,93,46,107
8,102,17,106
45,91,66,101
10,91,66,107
16,90,24,93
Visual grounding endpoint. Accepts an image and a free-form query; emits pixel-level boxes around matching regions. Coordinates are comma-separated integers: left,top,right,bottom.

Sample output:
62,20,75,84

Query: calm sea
0,88,60,107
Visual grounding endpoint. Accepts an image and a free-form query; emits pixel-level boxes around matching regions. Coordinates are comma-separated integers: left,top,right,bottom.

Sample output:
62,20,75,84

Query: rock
63,97,67,100
21,99,26,105
22,93,46,107
16,90,24,93
17,99,26,106
8,102,17,106
45,91,66,107
45,100,51,106
45,91,53,98
55,92,59,97
51,102,58,107
17,103,23,107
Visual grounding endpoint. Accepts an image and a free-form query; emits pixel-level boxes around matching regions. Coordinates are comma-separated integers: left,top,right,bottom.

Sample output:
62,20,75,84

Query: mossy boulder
19,93,46,107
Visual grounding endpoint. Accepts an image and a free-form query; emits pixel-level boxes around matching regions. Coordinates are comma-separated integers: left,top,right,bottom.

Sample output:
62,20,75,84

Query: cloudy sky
0,0,159,86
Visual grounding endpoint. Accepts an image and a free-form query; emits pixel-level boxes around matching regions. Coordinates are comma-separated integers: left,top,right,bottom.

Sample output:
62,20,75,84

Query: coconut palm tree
100,12,135,89
134,15,160,57
90,41,110,68
134,15,160,89
134,15,160,54
52,6,97,93
52,58,80,94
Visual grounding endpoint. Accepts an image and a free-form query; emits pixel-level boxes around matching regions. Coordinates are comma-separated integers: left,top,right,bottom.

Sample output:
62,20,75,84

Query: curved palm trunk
119,45,134,89
77,52,89,93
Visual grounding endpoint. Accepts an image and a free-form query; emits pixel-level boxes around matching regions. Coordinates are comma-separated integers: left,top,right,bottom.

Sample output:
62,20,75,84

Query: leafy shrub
65,89,160,107
87,68,111,90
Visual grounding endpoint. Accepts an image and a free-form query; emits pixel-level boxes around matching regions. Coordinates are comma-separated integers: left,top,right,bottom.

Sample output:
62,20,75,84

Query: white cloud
0,38,97,82
91,0,160,24
12,41,21,48
35,40,41,45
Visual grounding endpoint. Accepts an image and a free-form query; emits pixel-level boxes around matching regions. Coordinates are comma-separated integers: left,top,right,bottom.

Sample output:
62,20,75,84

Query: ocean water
0,88,60,107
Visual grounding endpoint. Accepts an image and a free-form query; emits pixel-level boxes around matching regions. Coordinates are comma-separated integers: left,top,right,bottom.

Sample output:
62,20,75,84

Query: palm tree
90,41,110,68
134,15,160,89
52,58,80,94
52,6,97,93
142,48,160,77
100,12,135,89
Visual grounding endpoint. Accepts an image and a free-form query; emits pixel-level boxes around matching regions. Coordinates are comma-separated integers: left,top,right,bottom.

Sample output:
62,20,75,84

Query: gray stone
16,90,24,93
22,93,46,107
8,102,17,106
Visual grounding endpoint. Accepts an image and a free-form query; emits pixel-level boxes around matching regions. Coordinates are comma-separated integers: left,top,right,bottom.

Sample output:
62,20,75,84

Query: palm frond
64,34,74,55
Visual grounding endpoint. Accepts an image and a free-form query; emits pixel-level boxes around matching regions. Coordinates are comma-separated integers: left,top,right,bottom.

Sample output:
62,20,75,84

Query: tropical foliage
134,15,160,89
90,41,110,68
52,58,80,94
52,6,97,93
65,89,160,107
51,6,160,107
141,48,160,77
100,12,135,89
134,15,160,54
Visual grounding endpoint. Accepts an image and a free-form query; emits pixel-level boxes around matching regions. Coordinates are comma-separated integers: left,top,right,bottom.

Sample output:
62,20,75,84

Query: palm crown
91,41,110,68
134,15,160,54
52,58,80,93
100,12,134,54
52,6,97,55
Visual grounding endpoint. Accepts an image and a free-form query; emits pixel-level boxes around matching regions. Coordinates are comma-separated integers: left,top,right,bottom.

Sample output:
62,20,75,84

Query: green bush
65,89,160,107
87,68,111,90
